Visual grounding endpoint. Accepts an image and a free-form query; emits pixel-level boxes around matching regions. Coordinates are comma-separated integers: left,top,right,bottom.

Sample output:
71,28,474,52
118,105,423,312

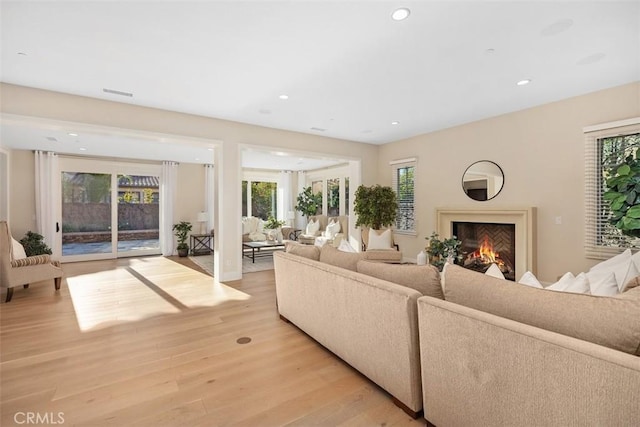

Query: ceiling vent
310,127,326,132
46,136,58,142
103,88,133,97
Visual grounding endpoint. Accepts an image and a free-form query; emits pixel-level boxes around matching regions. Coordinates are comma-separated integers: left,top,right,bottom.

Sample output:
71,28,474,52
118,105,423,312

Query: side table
190,233,214,256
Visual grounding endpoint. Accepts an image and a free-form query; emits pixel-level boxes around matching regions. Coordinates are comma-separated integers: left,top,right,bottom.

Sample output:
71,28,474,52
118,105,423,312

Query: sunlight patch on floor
66,257,250,331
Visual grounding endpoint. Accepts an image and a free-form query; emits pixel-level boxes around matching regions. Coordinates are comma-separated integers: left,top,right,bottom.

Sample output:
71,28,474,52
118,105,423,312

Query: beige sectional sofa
274,244,444,417
274,245,640,426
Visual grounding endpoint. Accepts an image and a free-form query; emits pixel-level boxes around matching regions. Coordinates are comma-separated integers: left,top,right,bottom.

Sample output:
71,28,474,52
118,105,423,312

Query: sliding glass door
58,158,161,262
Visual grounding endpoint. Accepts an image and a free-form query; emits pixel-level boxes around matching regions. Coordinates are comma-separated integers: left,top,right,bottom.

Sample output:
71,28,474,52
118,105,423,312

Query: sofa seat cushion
285,241,320,261
319,244,364,271
443,264,640,356
357,260,444,299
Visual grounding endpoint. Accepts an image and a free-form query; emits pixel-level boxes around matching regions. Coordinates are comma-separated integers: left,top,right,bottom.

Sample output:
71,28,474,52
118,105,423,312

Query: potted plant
295,186,322,220
354,184,398,230
425,232,462,271
19,231,53,256
263,214,285,242
172,221,192,257
603,147,640,237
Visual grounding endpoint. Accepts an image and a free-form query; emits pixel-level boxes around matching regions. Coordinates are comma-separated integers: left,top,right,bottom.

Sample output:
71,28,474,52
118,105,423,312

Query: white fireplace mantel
436,207,537,279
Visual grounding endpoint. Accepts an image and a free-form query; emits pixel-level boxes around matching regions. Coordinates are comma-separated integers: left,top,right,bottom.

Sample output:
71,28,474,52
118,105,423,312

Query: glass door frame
56,157,162,262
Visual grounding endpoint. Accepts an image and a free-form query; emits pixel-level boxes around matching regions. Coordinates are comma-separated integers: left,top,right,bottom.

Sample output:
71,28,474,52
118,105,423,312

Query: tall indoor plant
172,221,192,257
603,147,640,238
353,184,397,230
295,186,322,220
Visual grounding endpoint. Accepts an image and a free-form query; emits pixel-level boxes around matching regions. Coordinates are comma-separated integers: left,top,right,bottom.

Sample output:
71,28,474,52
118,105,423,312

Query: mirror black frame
462,160,504,201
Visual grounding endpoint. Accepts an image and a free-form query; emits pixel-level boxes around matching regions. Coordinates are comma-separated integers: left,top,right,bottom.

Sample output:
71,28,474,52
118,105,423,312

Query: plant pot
178,247,189,257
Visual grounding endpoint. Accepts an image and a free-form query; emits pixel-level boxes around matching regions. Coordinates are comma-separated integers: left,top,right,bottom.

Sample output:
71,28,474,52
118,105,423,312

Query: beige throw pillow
285,241,320,261
443,264,640,356
357,260,444,299
319,244,364,271
11,238,27,260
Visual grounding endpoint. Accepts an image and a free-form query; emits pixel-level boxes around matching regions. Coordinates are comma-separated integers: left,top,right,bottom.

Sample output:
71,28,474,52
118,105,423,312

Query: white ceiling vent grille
103,88,133,97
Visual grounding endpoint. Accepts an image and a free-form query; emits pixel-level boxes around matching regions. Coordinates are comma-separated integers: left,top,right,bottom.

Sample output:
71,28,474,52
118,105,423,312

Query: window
391,158,416,234
242,179,278,220
327,178,340,216
585,118,640,259
311,180,323,215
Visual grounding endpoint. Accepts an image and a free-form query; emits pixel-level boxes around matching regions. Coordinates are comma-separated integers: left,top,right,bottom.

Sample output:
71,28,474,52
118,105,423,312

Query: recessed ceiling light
195,158,200,161
279,94,289,100
391,121,400,125
79,147,87,151
392,8,410,21
485,48,495,55
68,133,78,137
207,148,214,151
17,52,27,56
516,79,532,86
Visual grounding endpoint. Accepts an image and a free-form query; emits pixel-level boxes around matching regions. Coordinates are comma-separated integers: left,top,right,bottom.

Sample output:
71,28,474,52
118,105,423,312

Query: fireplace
436,208,537,280
453,222,516,280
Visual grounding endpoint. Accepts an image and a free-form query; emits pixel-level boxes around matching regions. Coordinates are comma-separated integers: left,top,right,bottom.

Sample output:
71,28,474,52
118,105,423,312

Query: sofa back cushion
443,264,640,355
319,243,364,271
285,241,320,261
357,260,444,299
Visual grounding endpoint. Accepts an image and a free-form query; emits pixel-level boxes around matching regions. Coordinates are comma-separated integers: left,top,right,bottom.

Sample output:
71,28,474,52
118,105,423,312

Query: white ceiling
1,1,638,167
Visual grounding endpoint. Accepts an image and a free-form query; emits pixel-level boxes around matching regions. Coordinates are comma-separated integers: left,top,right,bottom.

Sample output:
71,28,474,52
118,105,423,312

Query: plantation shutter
391,157,416,234
584,118,640,259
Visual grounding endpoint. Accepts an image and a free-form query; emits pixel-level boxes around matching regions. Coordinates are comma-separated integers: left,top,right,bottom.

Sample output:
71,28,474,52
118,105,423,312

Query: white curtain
160,161,179,256
277,170,293,223
204,164,215,234
34,151,58,250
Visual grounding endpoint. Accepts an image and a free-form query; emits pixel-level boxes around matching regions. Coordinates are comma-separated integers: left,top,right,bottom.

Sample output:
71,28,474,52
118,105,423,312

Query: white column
348,160,361,251
214,142,242,281
204,164,215,233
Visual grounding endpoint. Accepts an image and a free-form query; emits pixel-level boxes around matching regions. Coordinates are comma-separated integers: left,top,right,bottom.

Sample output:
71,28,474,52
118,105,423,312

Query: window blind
584,119,640,259
391,158,416,234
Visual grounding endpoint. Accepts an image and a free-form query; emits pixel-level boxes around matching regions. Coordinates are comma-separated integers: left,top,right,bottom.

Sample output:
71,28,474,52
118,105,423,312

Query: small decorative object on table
425,232,462,271
416,249,427,265
264,214,285,243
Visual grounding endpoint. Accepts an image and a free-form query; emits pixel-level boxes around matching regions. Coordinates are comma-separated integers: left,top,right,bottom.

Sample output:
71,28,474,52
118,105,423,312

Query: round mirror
462,161,504,201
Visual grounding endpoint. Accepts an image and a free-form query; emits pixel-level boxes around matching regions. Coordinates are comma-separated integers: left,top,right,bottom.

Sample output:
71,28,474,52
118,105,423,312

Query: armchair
361,227,402,262
0,221,63,302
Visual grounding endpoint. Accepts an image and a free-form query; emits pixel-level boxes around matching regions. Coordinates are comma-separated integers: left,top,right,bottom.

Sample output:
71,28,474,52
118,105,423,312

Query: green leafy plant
354,184,397,229
264,215,285,229
19,231,53,257
425,232,462,271
295,186,322,219
172,221,192,251
603,148,640,237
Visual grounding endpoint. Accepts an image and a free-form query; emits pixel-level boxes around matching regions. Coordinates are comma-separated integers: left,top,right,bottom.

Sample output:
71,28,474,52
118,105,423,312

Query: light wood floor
1,256,426,426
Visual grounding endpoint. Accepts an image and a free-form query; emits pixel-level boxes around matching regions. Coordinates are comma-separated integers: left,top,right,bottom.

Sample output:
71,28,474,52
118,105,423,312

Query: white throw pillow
518,271,543,289
547,272,590,294
11,238,27,260
367,228,392,250
589,249,638,292
587,269,619,296
485,263,505,279
325,219,341,239
305,219,320,236
337,239,357,253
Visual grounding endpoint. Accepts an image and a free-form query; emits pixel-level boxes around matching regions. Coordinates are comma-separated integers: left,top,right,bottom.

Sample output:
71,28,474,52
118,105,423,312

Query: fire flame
469,235,503,266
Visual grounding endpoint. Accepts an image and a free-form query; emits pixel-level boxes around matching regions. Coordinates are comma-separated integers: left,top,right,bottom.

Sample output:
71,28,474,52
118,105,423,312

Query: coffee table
242,241,285,263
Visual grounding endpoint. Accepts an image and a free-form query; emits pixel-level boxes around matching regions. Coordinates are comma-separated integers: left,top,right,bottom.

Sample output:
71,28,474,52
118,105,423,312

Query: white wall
378,81,640,282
